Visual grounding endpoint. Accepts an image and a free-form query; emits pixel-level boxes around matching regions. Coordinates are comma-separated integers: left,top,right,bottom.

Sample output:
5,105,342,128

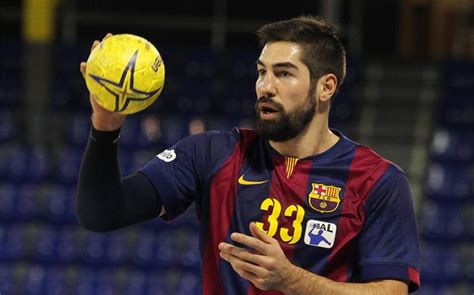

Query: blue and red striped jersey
140,128,420,294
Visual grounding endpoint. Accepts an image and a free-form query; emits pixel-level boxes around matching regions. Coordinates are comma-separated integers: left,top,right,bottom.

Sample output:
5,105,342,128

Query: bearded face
255,85,317,142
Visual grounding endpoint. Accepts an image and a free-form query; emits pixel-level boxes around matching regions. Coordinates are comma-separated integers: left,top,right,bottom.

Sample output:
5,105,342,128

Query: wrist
90,125,121,143
280,263,305,294
91,113,125,131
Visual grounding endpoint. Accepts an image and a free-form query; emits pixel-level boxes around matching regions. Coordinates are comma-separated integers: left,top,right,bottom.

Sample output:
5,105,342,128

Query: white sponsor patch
157,149,176,162
304,219,337,249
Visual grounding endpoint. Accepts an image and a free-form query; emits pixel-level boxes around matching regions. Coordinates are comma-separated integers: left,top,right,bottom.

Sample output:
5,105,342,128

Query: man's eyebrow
256,60,298,70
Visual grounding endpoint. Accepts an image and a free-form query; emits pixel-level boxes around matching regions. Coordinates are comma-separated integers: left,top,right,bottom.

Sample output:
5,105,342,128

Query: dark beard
255,89,317,142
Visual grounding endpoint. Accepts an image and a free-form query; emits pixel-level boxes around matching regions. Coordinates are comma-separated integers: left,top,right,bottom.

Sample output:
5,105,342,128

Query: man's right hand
79,33,125,131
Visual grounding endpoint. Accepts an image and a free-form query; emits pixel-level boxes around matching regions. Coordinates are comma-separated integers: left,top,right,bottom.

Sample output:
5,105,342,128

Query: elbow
76,200,122,233
76,211,117,233
76,188,124,232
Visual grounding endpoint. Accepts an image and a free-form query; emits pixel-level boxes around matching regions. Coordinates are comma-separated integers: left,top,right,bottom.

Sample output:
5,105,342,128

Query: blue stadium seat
75,268,98,295
424,164,472,202
23,265,48,295
0,224,24,262
420,201,465,242
415,283,461,295
467,247,474,284
7,145,29,182
65,187,78,224
227,48,258,80
44,267,67,295
146,270,180,295
125,270,148,295
183,48,218,79
104,230,128,266
15,184,40,221
44,185,69,223
430,129,474,164
421,244,461,284
95,270,116,295
174,271,201,295
56,226,80,263
120,116,142,149
439,96,474,128
81,232,108,266
0,183,17,222
0,265,13,294
155,230,180,267
55,146,83,184
132,229,156,268
0,145,50,183
177,229,200,269
33,224,59,263
66,112,91,147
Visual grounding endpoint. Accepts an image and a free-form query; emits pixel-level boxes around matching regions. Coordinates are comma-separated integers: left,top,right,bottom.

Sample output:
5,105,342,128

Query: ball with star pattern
85,34,165,114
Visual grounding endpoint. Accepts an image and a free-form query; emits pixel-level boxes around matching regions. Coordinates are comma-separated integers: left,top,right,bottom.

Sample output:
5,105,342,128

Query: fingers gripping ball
85,34,165,114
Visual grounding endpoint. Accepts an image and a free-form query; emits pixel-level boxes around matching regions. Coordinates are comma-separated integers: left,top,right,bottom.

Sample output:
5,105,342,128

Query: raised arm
75,35,162,232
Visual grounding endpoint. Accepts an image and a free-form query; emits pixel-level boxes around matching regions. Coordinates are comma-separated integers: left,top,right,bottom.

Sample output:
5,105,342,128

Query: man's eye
277,71,290,77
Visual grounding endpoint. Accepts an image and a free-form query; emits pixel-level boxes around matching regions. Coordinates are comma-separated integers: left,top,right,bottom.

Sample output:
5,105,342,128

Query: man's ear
317,74,338,102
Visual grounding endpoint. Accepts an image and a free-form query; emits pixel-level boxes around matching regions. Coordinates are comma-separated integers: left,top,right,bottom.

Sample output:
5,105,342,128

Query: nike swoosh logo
238,175,269,185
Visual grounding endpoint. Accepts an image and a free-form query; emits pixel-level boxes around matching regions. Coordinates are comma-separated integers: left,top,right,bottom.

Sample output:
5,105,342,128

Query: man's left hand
218,222,297,291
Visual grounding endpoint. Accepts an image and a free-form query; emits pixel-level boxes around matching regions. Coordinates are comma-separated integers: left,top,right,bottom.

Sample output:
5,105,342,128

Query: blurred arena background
0,0,473,294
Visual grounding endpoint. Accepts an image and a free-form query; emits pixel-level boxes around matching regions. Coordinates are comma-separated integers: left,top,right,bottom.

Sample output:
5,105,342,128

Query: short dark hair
256,15,346,96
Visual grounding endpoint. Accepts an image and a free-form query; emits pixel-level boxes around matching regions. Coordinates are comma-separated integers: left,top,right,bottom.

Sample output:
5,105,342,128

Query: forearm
282,265,407,295
76,126,161,232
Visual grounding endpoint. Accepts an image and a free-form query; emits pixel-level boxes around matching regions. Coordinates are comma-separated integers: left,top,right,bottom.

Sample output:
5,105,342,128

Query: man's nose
257,73,276,95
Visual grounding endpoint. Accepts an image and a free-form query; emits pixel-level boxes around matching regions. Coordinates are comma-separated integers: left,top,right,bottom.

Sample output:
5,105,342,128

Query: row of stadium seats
418,61,474,294
424,163,474,202
0,222,200,268
0,263,201,295
421,243,474,284
3,134,471,188
0,144,158,183
0,182,198,227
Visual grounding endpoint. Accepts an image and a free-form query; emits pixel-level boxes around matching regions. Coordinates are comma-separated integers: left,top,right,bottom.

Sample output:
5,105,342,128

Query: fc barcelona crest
308,183,342,213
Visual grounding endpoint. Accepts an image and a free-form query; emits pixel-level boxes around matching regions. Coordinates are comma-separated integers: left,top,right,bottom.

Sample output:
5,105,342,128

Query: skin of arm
218,222,408,295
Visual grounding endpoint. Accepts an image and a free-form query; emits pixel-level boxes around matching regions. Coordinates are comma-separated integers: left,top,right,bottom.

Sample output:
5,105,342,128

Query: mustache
255,95,284,111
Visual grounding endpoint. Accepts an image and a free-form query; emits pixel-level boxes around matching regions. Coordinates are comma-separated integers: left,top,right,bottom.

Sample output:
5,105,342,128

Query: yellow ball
85,34,165,115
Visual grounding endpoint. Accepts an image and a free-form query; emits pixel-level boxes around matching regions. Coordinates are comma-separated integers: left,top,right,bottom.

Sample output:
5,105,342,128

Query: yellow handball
85,34,165,115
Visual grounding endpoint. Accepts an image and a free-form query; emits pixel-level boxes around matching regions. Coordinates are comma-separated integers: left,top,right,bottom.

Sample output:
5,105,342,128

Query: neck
268,115,339,159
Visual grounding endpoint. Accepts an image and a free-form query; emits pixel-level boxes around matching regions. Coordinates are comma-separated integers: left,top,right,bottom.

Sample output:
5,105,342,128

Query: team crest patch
308,183,342,213
157,149,176,162
304,219,337,248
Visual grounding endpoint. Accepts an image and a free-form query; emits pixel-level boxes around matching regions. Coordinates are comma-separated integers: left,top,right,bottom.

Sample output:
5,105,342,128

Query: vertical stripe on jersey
324,146,390,281
203,130,259,295
247,157,312,295
285,157,298,178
